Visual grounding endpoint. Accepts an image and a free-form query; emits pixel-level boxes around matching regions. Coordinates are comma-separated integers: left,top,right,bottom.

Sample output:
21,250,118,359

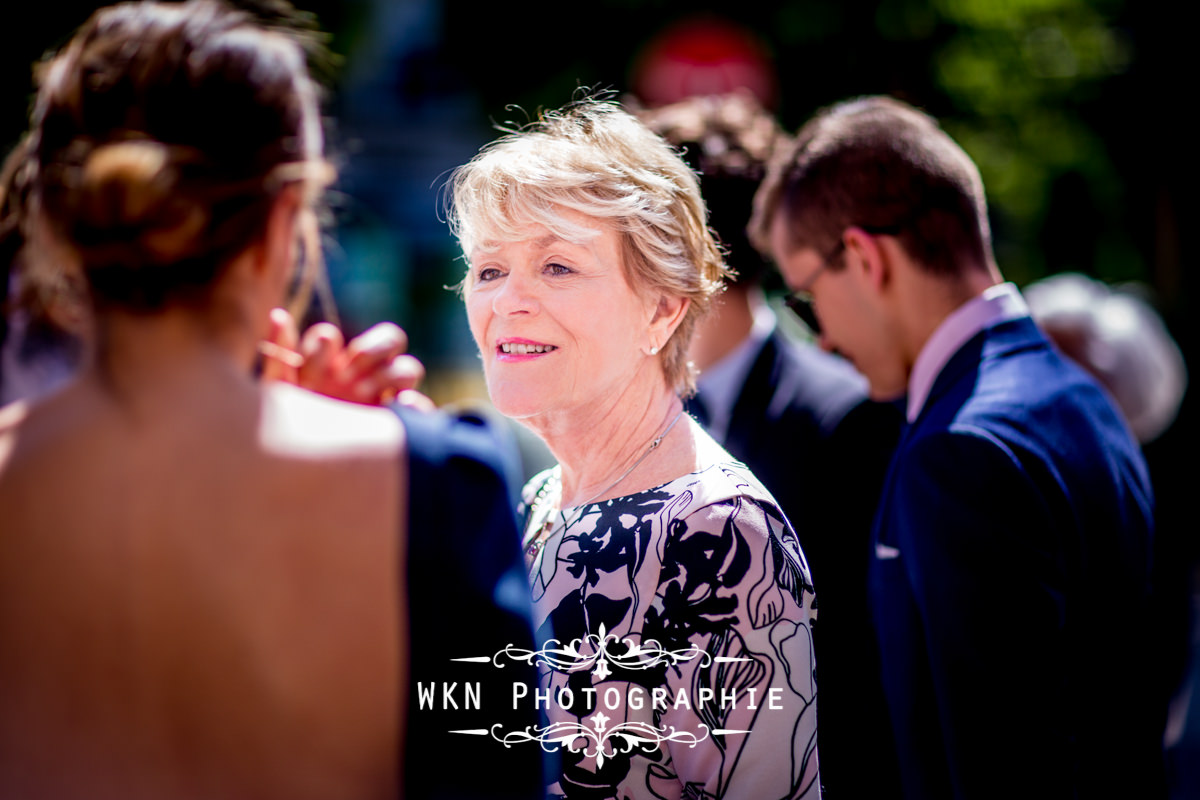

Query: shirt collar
906,282,1030,422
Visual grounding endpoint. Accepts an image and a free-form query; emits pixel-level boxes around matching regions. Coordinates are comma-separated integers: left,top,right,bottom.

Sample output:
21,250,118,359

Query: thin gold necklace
524,407,686,559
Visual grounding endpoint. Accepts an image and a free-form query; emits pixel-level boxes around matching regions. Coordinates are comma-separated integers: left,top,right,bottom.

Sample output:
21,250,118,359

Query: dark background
3,1,1196,794
3,0,1191,394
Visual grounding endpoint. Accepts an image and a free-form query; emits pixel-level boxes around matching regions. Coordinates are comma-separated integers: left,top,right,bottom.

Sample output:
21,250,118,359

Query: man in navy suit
639,93,903,799
751,96,1161,799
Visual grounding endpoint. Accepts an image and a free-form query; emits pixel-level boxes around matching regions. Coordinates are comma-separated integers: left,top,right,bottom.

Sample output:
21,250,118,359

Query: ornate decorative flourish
498,623,709,677
491,716,711,767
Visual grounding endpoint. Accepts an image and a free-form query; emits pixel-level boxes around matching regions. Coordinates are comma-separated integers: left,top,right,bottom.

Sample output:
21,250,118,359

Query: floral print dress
519,459,821,800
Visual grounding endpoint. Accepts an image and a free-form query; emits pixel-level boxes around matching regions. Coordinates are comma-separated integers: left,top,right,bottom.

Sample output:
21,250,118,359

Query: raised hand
260,307,434,410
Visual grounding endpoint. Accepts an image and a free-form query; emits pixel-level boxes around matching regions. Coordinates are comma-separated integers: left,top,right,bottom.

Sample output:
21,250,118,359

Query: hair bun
81,140,172,216
74,140,208,266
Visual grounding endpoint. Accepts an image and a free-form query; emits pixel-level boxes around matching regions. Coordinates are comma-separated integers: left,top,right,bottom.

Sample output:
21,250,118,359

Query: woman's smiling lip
495,337,559,361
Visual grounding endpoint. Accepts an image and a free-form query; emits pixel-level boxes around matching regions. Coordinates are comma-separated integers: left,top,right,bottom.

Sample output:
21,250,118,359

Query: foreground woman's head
448,99,726,416
24,0,330,313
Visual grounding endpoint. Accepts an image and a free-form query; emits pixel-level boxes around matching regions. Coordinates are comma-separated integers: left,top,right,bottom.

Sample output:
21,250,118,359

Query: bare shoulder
0,399,28,435
258,382,405,461
0,400,29,471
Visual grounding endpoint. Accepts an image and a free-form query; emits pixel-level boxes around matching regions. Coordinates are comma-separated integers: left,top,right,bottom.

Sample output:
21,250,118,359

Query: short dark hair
751,95,994,277
637,91,784,287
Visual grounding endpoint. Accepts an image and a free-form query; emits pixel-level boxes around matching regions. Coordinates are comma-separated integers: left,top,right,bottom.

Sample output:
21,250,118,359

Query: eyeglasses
784,238,845,337
783,225,902,336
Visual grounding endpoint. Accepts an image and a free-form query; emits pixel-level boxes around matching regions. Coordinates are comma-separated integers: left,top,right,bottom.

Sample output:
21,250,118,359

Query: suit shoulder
912,385,1151,522
768,332,872,426
890,426,1057,531
395,403,523,493
954,346,1141,459
903,424,1022,474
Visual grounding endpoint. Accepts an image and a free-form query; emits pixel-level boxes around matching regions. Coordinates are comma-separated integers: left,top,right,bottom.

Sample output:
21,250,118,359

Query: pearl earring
648,346,659,355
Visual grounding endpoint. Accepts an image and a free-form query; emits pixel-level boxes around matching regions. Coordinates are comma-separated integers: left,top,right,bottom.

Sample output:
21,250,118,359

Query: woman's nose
492,271,538,316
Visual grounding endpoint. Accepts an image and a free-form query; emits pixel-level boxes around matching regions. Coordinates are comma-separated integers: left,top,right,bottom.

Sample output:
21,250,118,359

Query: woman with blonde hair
449,98,821,799
0,3,538,798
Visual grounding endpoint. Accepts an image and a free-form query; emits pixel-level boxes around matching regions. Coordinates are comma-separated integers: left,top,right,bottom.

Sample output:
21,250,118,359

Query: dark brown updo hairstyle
636,92,785,288
25,0,332,311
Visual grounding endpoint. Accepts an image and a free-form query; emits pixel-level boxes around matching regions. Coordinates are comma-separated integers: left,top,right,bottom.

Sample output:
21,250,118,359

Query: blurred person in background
637,90,901,799
753,95,1160,800
0,135,88,406
0,2,539,798
1024,272,1193,782
1023,272,1185,446
449,97,821,800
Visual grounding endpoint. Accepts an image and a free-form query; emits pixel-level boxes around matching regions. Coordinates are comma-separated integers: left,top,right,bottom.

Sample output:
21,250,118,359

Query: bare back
0,376,406,800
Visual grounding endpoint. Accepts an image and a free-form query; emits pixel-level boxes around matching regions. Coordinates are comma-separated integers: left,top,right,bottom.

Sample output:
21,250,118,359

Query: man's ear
843,226,891,293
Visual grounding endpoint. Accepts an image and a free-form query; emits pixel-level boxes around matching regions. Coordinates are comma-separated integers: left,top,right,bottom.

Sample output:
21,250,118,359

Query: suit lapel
910,316,1048,429
873,316,1048,549
723,330,783,446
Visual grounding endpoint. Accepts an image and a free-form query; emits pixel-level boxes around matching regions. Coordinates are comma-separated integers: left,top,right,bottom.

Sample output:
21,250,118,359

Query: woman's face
464,209,665,424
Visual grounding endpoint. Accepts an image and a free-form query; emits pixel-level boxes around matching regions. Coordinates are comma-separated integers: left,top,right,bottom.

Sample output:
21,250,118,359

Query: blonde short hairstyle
447,98,728,395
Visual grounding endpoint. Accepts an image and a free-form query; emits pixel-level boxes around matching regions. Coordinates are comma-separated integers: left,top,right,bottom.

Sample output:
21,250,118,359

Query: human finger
356,354,426,404
393,389,436,412
259,307,302,383
342,322,410,384
297,322,346,393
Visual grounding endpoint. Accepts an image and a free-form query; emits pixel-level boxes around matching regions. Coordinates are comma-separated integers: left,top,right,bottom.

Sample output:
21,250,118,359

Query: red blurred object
631,16,777,108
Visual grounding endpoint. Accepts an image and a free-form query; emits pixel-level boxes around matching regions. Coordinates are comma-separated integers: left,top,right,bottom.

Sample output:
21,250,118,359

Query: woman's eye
476,266,503,282
545,262,573,276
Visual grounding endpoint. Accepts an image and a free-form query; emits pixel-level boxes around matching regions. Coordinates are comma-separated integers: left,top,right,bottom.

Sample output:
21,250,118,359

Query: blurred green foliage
929,0,1136,283
441,0,1178,302
0,0,1188,319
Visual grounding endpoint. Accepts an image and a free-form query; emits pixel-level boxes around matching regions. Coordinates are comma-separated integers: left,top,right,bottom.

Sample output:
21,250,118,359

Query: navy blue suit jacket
396,406,545,800
870,316,1159,800
696,328,904,799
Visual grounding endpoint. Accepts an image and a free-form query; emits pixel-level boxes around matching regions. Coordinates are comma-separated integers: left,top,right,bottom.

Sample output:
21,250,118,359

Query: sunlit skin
0,185,405,800
769,214,910,401
463,208,691,506
768,212,1000,403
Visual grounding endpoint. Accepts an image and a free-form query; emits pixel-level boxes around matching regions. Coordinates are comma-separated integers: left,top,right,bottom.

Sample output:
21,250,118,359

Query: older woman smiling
449,99,822,800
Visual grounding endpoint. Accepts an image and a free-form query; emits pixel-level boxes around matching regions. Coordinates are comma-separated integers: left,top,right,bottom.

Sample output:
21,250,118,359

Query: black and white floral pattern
521,462,821,800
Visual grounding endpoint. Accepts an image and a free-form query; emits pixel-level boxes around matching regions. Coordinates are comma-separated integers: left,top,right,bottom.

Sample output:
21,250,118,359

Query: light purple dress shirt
905,282,1030,423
